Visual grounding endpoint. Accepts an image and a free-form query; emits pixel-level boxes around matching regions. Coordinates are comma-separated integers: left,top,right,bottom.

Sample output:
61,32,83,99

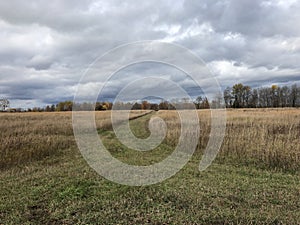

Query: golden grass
0,112,73,169
152,108,300,171
221,108,300,171
0,108,299,171
0,111,149,169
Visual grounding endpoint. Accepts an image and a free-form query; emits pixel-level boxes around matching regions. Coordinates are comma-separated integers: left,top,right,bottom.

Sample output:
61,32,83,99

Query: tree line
1,83,299,112
28,101,113,112
223,83,300,108
26,99,198,112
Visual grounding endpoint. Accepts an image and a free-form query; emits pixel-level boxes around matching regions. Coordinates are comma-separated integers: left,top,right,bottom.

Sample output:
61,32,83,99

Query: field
0,109,299,224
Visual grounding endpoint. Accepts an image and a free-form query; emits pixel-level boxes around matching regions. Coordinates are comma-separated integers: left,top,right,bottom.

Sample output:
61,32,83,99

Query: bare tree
291,84,298,107
0,98,10,111
223,87,233,108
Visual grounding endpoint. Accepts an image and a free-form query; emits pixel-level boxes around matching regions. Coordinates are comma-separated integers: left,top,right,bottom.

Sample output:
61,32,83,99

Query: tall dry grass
0,108,299,172
0,111,149,169
154,110,211,150
221,108,300,171
0,112,74,169
156,108,300,171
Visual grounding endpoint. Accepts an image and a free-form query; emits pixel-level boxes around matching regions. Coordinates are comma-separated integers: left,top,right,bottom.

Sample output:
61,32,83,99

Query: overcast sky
0,0,300,108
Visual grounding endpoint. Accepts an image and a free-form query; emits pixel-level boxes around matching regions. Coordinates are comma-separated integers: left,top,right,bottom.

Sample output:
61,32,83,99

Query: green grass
100,112,175,166
0,112,300,224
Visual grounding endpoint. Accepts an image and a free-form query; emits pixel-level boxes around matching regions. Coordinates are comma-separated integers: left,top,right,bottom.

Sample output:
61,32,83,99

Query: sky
0,0,300,108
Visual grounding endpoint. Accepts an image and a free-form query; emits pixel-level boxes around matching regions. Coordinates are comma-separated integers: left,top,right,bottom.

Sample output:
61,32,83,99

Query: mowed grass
0,109,300,224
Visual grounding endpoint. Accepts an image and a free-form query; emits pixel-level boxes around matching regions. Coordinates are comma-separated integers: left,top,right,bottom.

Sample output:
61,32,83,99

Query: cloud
0,0,299,108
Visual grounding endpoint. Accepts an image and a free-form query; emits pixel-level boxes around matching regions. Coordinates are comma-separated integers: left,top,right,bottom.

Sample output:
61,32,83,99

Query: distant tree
45,105,51,112
194,96,203,109
243,85,251,107
200,97,210,109
271,85,279,107
279,86,290,107
150,103,159,111
141,100,150,110
32,107,44,112
56,101,73,111
102,102,112,110
249,88,258,108
223,87,233,108
50,104,56,112
231,83,252,108
232,83,244,108
159,101,169,110
102,104,108,110
258,87,269,107
132,102,142,110
0,98,10,111
291,84,298,107
56,102,63,111
95,102,104,111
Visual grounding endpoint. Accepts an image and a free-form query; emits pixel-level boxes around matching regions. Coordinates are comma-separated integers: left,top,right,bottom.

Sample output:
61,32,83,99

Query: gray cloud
0,0,299,108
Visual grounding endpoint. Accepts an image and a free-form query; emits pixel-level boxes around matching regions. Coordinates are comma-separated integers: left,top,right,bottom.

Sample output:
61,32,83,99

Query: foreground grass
1,148,299,224
1,110,300,224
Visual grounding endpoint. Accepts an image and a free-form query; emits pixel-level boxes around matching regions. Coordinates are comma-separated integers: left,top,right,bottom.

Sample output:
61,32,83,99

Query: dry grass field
0,110,149,169
140,108,300,171
2,108,298,171
0,108,299,224
221,108,300,171
2,108,299,172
